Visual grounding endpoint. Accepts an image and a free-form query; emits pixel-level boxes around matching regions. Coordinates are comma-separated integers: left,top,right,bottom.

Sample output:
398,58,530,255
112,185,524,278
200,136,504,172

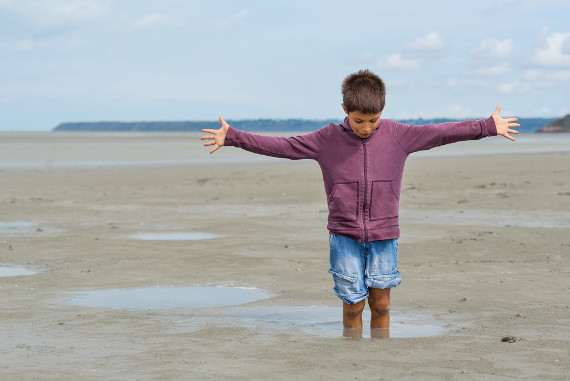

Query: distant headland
52,117,560,133
537,114,570,132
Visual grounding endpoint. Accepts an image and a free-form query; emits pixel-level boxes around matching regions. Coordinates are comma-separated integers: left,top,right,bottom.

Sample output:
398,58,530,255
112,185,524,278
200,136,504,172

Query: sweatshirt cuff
484,116,497,136
224,126,240,146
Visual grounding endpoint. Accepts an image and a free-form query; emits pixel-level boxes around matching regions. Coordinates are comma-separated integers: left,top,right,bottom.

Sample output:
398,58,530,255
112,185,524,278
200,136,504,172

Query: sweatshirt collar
340,116,381,140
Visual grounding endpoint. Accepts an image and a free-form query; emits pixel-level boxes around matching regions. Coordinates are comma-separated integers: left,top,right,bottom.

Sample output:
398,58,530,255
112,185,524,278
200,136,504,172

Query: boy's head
341,70,386,139
341,69,386,115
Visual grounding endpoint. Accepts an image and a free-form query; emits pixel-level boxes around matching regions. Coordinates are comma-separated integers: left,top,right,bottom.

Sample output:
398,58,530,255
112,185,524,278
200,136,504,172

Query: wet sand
1,151,569,380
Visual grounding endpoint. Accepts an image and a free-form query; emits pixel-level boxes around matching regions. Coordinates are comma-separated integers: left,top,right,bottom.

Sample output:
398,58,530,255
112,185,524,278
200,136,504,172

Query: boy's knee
343,300,365,317
368,291,390,312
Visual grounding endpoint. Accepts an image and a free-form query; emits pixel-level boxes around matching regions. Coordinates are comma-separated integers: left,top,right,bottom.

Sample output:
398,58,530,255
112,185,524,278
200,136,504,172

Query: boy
201,69,519,335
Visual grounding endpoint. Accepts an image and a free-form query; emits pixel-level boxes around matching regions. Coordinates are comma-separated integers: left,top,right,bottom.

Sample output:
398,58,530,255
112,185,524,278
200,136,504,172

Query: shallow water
225,306,450,338
66,286,269,310
64,285,451,338
2,132,569,169
129,232,216,241
0,221,36,234
0,266,36,277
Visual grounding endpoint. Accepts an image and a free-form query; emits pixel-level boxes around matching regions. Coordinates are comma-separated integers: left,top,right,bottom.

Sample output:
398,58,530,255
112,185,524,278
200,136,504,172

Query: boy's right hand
201,116,230,154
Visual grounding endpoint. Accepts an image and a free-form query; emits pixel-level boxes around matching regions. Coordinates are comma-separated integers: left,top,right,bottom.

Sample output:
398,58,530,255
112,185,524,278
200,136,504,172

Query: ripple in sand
66,286,269,310
130,232,217,241
0,266,36,277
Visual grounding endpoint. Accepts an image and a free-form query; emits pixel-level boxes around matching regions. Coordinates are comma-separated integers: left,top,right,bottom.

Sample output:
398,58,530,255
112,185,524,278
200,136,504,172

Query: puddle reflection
226,306,450,338
130,233,217,241
0,222,36,235
66,286,269,310
0,266,36,277
64,286,450,339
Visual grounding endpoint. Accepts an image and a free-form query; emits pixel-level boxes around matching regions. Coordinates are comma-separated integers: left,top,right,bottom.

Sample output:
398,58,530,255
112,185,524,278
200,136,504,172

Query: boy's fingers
209,145,220,154
219,116,229,127
202,129,216,134
203,141,216,146
493,105,500,115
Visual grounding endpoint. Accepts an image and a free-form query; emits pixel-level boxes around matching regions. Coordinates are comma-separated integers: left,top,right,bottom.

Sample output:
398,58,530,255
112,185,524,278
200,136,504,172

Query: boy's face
342,104,381,139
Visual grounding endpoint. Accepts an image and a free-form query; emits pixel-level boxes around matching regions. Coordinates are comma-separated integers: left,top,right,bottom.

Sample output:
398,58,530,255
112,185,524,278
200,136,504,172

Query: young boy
201,69,519,335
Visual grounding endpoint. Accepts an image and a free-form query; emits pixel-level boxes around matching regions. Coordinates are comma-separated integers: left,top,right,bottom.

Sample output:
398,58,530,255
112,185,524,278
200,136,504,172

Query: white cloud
216,10,248,30
521,69,542,80
135,13,170,28
472,38,513,60
1,39,35,50
475,64,511,76
406,31,445,52
497,80,532,95
0,0,108,25
530,32,570,68
344,52,375,65
378,53,420,70
396,105,475,120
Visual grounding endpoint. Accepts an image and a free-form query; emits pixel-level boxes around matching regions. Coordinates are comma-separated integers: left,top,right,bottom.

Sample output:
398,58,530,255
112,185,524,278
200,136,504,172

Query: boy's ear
341,103,348,115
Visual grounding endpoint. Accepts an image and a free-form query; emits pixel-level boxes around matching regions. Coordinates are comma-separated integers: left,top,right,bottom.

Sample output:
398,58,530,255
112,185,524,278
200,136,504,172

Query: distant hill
52,117,557,133
537,114,570,132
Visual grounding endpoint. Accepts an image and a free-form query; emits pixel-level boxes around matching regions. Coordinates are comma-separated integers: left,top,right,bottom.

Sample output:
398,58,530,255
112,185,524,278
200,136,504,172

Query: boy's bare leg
343,300,365,328
368,288,391,329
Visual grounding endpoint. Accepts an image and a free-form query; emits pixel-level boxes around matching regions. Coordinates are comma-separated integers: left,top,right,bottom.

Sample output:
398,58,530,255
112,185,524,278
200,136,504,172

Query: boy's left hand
492,105,520,141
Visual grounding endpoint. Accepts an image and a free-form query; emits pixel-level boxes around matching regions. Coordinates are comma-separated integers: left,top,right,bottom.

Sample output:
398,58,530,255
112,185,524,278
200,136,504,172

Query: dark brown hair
341,69,386,114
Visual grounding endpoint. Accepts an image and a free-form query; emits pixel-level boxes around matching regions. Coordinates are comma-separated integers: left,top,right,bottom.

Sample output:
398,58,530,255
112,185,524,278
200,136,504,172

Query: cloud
216,10,248,29
343,52,375,66
396,105,476,120
0,0,108,26
471,38,513,60
1,39,35,50
474,64,511,77
530,31,570,68
497,79,535,95
378,53,420,70
135,13,170,28
406,31,445,52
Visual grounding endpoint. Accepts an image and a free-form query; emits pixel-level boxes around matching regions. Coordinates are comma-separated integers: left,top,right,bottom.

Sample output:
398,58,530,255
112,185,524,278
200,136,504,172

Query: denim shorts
328,234,401,305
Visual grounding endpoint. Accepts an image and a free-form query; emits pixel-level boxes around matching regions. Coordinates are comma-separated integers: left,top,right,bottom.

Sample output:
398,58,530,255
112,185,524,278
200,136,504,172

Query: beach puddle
0,266,36,277
0,222,37,235
66,286,269,310
65,287,449,339
130,233,216,241
226,306,450,338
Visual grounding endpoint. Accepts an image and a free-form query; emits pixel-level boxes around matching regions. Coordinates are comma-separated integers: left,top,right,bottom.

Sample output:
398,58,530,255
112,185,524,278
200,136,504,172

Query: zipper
362,140,368,242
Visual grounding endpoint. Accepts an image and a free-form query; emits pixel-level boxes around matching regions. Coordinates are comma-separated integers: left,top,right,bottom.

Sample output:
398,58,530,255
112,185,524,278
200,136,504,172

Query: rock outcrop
537,114,570,132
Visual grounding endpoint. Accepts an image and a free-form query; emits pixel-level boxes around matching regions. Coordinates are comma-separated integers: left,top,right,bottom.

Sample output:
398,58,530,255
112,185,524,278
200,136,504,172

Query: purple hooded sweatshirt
224,116,497,242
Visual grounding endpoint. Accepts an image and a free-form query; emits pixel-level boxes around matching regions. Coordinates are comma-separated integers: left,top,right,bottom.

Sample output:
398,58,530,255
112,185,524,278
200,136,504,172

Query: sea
1,131,569,170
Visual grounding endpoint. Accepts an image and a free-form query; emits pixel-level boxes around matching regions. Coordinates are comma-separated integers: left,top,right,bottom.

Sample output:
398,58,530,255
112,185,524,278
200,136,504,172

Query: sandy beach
1,134,569,380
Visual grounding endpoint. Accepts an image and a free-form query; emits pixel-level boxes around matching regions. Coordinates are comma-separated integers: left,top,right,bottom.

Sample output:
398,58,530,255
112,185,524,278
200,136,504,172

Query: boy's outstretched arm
201,116,230,154
200,116,328,161
492,105,520,141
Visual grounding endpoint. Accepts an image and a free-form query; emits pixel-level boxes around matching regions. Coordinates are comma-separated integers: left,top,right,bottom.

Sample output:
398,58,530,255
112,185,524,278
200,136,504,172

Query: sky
1,0,569,131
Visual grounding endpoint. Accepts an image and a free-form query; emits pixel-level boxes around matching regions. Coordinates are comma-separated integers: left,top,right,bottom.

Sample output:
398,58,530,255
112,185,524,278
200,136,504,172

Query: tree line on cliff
53,117,563,133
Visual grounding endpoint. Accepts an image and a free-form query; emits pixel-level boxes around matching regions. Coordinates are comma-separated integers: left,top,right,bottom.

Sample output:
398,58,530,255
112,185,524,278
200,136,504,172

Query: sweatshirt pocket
369,180,399,221
328,182,359,222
